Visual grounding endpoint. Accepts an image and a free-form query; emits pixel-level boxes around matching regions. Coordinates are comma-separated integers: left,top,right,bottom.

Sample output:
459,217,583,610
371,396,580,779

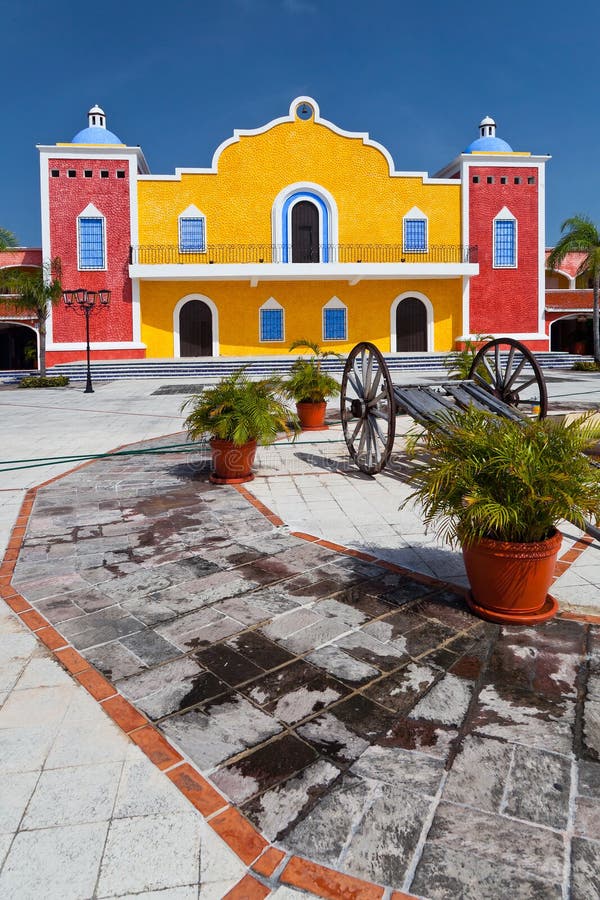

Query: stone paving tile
333,629,409,670
409,672,474,726
411,843,562,900
378,718,459,759
242,758,341,841
159,693,283,771
305,645,380,684
0,821,109,900
285,772,376,866
504,744,572,829
351,744,445,795
58,606,144,650
22,761,122,829
341,783,434,886
0,770,39,833
361,661,438,713
296,712,370,764
570,837,600,900
211,733,319,803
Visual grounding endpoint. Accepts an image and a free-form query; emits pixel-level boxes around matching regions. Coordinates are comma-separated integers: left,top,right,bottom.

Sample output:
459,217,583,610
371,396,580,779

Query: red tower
438,116,550,349
38,105,149,365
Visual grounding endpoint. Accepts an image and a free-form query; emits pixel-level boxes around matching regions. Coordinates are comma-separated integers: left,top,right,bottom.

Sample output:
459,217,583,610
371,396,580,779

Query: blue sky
2,0,598,246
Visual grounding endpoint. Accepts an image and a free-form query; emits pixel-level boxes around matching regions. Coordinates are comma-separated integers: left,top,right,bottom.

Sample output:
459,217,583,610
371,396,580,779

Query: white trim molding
173,294,219,358
390,292,434,352
259,297,285,343
46,341,146,351
322,296,347,342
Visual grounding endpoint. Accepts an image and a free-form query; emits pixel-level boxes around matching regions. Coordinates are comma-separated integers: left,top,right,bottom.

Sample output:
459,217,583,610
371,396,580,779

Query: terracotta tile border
0,436,592,900
222,873,271,899
252,847,286,878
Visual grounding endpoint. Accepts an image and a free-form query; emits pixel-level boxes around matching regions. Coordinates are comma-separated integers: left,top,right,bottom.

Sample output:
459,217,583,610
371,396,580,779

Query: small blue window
323,307,347,341
403,219,427,252
494,219,516,267
260,308,284,342
78,217,105,269
179,217,206,252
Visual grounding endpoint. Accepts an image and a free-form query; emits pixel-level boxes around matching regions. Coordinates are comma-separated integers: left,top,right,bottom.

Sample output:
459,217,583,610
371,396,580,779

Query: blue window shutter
179,217,206,252
78,218,105,269
494,220,516,266
260,308,283,341
324,307,346,340
404,219,427,252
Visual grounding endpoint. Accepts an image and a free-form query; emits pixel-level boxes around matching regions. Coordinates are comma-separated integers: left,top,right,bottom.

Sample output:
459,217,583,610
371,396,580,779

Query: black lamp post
62,289,111,394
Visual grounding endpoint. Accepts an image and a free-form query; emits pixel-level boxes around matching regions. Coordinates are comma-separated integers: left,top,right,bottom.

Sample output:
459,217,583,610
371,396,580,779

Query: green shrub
183,368,298,446
573,360,600,372
405,407,600,545
19,375,70,389
448,335,493,381
284,339,341,403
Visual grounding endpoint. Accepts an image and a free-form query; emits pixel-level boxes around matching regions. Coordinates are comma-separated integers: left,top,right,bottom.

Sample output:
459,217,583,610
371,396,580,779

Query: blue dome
464,135,513,153
71,125,123,144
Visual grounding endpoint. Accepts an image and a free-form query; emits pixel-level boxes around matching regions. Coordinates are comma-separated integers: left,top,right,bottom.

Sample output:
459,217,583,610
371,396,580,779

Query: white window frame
322,296,347,341
402,206,428,253
493,206,518,269
178,204,207,254
259,297,285,343
77,203,106,271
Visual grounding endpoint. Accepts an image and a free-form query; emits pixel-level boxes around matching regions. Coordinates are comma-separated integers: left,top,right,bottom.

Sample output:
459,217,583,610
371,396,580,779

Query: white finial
479,115,496,139
88,104,106,129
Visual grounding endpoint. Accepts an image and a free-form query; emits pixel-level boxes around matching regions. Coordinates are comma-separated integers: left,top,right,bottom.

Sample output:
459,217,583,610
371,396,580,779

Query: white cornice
129,261,478,282
436,153,551,179
37,145,149,174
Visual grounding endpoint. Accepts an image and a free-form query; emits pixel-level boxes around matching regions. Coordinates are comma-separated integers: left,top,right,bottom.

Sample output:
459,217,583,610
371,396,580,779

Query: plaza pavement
0,374,599,899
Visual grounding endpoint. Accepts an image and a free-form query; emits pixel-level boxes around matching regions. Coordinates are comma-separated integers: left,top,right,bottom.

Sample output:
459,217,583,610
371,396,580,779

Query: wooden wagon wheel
469,338,548,419
341,342,396,475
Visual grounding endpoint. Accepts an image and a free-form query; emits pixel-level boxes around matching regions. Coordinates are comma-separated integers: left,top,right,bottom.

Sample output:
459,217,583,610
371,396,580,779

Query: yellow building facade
131,97,477,358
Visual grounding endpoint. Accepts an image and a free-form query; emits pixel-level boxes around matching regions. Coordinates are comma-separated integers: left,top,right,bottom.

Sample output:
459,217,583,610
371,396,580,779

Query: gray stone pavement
0,372,599,899
6,432,600,898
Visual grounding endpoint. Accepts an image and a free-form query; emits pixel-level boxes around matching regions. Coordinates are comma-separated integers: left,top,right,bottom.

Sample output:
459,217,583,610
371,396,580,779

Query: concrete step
2,352,593,384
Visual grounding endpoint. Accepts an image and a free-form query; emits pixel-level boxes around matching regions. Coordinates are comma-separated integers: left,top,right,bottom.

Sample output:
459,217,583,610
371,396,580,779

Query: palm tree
0,259,62,376
547,215,600,363
0,227,19,250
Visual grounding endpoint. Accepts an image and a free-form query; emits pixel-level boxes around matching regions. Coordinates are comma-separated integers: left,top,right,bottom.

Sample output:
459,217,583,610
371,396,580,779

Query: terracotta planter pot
462,529,562,625
209,438,257,484
296,401,327,431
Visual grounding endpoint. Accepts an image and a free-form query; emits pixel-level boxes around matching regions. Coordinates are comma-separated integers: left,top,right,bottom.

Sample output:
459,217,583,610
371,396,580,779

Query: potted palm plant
405,407,600,624
183,369,298,484
284,339,341,430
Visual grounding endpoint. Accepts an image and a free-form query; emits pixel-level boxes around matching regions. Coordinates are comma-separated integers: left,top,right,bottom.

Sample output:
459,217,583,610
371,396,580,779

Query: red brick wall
47,158,133,344
468,166,539,335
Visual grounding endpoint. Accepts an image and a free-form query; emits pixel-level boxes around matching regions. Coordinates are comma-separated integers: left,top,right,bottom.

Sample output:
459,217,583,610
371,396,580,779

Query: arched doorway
0,324,38,369
179,300,213,356
550,315,592,354
291,201,320,262
396,297,428,351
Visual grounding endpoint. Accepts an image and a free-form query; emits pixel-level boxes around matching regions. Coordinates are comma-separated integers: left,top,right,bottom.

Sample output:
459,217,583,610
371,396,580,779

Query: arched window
402,206,428,253
178,205,206,253
77,203,106,270
259,298,284,343
323,297,347,341
493,207,517,268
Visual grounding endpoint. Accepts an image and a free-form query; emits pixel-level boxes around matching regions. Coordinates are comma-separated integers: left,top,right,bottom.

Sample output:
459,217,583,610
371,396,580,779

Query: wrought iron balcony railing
130,244,478,266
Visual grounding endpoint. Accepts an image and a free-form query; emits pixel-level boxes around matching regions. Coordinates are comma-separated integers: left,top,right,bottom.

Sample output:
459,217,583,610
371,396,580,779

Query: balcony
129,243,479,284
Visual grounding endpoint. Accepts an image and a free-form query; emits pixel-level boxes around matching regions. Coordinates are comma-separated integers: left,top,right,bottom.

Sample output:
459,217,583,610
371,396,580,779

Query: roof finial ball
88,105,106,129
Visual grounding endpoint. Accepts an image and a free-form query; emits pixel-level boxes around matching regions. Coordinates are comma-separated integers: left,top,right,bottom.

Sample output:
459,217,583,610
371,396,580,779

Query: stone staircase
0,352,593,384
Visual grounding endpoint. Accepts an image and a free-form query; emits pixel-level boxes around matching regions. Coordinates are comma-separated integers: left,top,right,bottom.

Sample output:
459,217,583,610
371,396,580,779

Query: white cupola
88,105,106,129
479,116,496,139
